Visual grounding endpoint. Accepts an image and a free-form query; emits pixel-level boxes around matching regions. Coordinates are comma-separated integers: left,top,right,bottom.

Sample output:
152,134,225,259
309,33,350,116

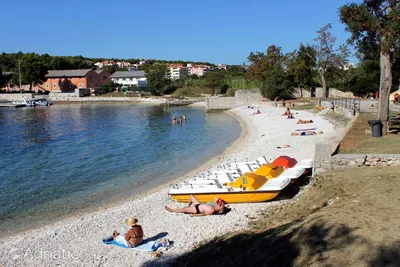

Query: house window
79,83,82,88
46,84,49,88
53,83,56,88
60,83,64,89
91,76,94,81
103,76,107,81
69,83,73,89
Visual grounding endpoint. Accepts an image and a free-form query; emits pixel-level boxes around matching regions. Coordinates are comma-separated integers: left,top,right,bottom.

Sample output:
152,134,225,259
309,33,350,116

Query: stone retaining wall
320,101,356,118
0,93,34,101
293,88,354,98
205,89,262,110
317,154,400,172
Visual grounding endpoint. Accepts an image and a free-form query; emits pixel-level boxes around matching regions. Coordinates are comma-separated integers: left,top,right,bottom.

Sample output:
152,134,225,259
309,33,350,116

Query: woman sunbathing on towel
165,194,229,216
297,119,313,124
291,130,322,136
252,109,261,115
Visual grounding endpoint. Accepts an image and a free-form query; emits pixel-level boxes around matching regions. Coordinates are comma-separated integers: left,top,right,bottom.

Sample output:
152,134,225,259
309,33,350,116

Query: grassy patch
153,167,400,267
290,104,316,111
339,113,400,154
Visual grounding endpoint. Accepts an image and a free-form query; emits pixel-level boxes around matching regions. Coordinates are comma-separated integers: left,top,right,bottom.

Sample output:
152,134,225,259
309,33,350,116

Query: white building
110,71,147,87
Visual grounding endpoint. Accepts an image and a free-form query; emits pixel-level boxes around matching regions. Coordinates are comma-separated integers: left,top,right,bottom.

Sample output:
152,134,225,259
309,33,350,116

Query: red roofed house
41,69,110,92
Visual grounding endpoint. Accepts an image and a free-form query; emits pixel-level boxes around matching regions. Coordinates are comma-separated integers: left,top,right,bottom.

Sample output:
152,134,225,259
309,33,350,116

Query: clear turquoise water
0,104,240,235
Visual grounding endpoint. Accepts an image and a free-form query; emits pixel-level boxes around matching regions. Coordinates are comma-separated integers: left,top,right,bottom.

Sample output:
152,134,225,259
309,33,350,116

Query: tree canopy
340,0,400,134
143,64,171,94
204,70,226,95
0,66,5,87
306,24,349,97
260,64,294,99
245,45,283,82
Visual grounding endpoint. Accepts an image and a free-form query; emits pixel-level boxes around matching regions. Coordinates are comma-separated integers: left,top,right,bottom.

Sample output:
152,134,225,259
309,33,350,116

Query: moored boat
169,174,291,203
168,155,312,203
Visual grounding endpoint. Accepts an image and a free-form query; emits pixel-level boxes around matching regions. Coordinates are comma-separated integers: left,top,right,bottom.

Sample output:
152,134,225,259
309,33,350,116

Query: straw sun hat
125,216,138,226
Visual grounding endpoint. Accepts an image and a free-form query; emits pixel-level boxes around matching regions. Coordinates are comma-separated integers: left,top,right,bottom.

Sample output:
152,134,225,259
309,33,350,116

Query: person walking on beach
282,99,286,107
274,97,278,107
165,194,229,216
112,216,144,248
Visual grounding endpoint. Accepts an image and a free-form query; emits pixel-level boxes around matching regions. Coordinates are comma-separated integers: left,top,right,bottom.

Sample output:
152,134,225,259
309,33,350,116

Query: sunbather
252,109,261,115
297,119,313,124
165,194,229,216
111,217,144,248
291,130,322,136
283,108,291,116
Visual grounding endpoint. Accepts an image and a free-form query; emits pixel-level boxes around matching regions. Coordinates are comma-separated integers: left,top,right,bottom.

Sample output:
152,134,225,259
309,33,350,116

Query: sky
1,0,361,65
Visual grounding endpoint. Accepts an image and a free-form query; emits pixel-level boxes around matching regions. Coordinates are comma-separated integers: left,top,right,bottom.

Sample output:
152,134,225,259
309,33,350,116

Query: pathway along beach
0,104,338,266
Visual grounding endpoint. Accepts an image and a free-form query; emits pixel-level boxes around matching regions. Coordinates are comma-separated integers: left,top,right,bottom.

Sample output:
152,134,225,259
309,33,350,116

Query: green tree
245,45,283,82
19,53,48,91
340,0,400,134
285,44,317,97
204,71,226,95
260,64,294,99
306,24,349,98
144,64,171,94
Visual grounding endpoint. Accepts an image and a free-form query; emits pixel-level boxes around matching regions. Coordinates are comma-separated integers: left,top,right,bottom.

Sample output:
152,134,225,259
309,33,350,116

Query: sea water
0,104,240,235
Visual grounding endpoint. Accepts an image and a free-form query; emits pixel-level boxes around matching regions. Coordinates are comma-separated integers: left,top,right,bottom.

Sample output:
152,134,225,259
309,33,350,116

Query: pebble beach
0,104,339,267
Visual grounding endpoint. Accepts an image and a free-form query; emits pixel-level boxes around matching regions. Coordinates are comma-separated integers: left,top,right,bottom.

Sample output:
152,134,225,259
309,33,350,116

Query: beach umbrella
272,156,297,168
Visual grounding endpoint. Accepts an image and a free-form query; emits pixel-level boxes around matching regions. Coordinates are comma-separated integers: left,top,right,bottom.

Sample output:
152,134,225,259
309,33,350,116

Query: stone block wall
293,88,312,98
293,88,354,98
75,88,91,97
320,101,356,118
0,93,34,101
205,89,262,110
322,154,400,171
49,92,77,100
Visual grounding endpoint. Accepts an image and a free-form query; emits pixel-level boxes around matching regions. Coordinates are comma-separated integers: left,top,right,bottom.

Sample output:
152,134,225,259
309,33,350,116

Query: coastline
0,104,338,266
0,103,241,239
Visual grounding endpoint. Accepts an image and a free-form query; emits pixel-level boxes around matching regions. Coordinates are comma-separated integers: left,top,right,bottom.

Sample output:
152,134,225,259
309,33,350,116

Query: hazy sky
2,0,360,64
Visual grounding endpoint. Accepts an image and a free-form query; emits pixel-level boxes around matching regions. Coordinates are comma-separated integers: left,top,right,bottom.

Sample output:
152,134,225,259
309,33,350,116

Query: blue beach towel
295,128,317,131
102,238,158,251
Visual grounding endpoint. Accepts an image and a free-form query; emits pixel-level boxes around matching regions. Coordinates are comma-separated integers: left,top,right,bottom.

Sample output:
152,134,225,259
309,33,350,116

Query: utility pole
17,59,22,97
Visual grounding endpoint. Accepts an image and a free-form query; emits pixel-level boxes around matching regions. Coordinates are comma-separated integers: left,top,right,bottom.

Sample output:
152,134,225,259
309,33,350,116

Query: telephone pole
17,59,22,97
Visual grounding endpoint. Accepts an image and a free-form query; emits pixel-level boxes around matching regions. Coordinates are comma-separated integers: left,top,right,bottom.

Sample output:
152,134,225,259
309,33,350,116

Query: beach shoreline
0,104,339,267
0,104,243,239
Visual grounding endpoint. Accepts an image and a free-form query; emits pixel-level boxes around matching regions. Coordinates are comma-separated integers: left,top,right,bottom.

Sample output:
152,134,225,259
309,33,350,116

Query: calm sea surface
0,104,240,235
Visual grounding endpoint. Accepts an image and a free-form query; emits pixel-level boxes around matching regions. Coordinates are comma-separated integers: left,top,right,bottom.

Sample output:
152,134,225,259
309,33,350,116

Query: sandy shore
0,104,338,267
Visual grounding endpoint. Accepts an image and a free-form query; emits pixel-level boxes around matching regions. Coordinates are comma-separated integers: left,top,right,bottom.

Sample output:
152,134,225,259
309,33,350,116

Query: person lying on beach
291,130,322,136
165,194,229,216
112,217,144,248
296,119,313,124
252,109,261,115
283,108,291,116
